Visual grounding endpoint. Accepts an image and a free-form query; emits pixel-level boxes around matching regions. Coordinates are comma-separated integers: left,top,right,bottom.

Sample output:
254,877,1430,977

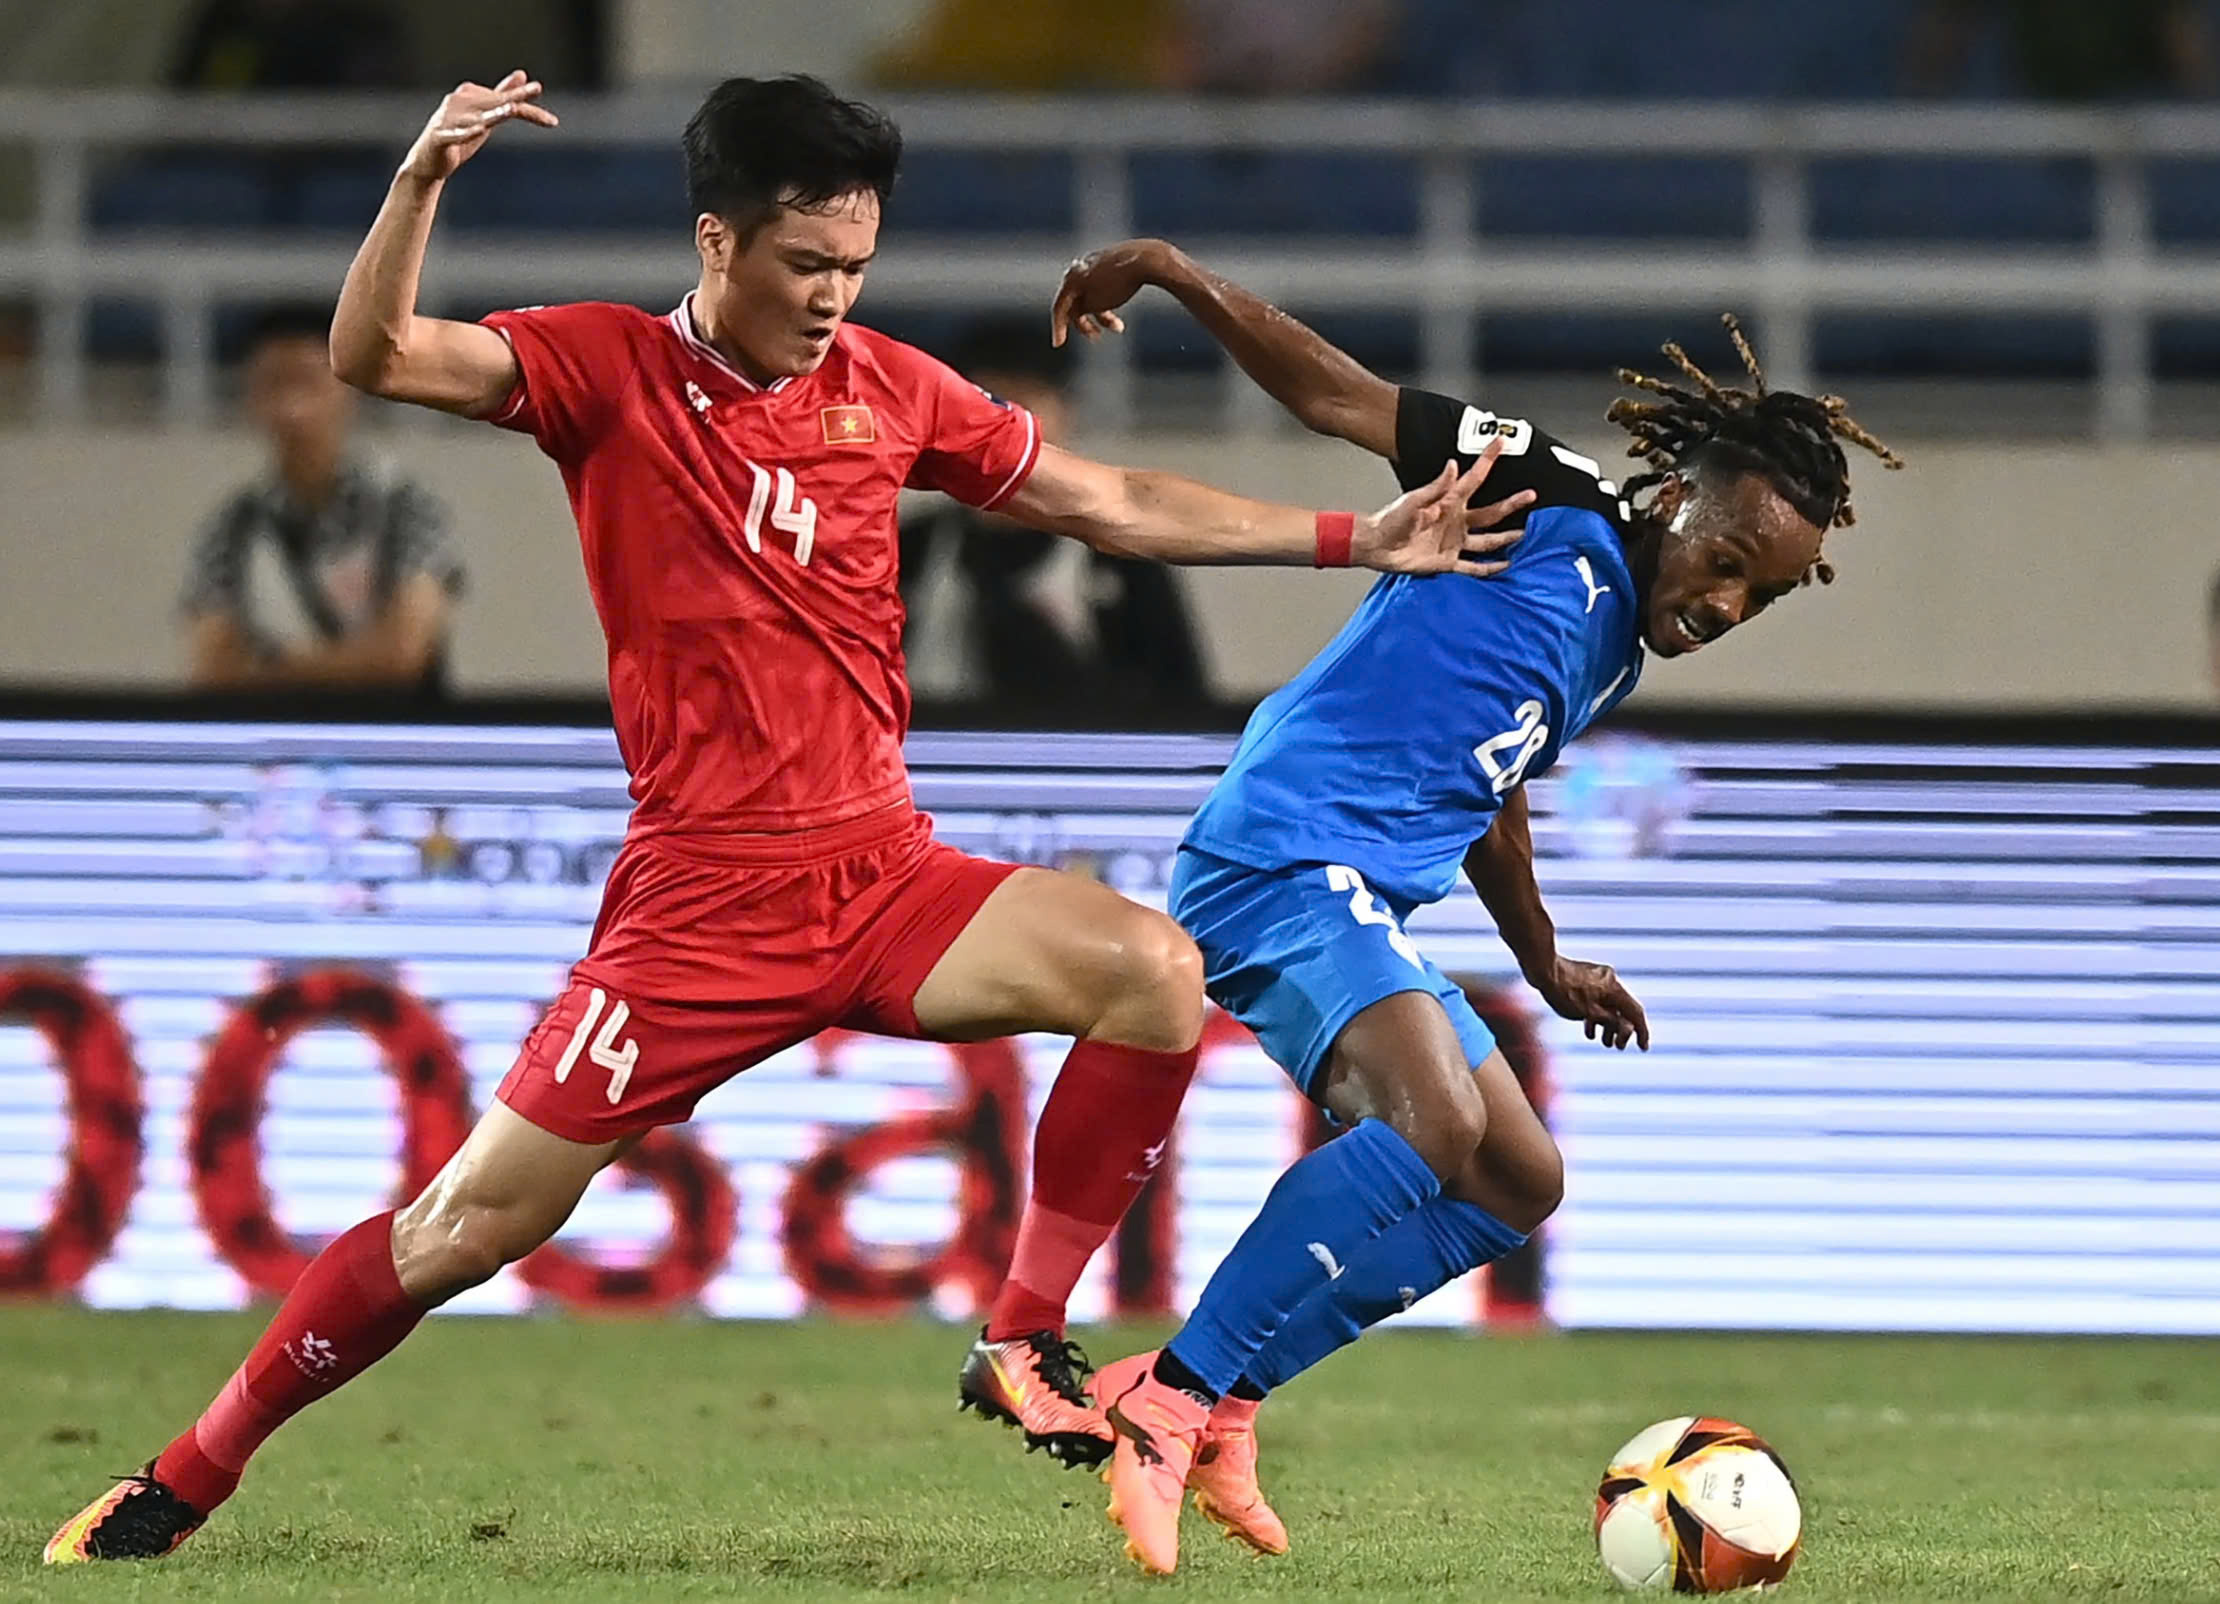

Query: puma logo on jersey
1307,1242,1346,1280
1576,555,1611,614
685,381,713,418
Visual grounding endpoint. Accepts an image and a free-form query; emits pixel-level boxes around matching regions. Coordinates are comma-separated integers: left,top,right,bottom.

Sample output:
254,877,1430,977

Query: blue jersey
1183,390,1646,907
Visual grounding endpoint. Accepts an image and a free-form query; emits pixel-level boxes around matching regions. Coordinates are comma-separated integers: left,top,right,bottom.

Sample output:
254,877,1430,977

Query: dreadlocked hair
1606,313,1903,586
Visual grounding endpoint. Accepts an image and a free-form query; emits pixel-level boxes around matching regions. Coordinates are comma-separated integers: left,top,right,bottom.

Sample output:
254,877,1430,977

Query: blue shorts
1168,845,1497,1099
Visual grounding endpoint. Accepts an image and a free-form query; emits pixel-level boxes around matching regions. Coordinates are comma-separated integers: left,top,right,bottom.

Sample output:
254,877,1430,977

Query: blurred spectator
180,304,462,696
1156,0,1401,93
169,0,416,90
900,316,1209,718
872,0,1171,90
1905,0,2218,98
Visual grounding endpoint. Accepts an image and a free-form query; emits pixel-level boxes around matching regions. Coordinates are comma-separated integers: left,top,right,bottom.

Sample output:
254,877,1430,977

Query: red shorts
497,809,1021,1144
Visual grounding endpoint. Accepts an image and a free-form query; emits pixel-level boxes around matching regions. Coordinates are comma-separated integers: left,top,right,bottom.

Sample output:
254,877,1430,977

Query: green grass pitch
3,1308,2215,1602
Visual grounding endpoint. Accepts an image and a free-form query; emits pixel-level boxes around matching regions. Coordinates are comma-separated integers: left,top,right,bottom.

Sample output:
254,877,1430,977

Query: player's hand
1355,441,1533,578
1534,957,1650,1051
1050,238,1179,346
399,70,558,186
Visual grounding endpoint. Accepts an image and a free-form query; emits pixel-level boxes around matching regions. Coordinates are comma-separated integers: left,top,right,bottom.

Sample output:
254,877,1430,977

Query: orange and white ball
1594,1416,1801,1592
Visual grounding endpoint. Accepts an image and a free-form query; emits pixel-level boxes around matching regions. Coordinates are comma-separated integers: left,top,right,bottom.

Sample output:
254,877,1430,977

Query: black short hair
951,313,1072,391
682,75,901,238
244,301,334,356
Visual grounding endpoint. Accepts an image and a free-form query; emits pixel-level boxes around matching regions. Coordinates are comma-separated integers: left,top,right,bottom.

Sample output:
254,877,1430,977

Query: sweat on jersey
1183,388,1646,907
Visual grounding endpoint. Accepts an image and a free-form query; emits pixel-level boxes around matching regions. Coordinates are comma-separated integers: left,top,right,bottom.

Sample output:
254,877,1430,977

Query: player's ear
1650,472,1689,527
695,213,730,272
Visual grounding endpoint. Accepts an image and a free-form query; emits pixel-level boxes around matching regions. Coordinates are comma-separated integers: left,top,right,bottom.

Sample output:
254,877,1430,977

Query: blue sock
1243,1197,1527,1394
1162,1120,1439,1397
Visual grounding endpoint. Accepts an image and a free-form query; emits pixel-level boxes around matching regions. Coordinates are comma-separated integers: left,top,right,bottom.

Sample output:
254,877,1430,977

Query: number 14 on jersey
743,463,818,565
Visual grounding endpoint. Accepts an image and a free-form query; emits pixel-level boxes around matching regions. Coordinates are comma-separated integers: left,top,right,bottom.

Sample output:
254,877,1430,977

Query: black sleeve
1391,387,1629,525
1393,386,1482,491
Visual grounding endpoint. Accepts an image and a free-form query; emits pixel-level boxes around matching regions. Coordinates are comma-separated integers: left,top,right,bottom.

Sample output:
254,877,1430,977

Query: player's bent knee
1127,910,1204,1002
1407,1096,1488,1184
1492,1144,1565,1236
1093,909,1205,1050
1445,1133,1564,1235
1356,1069,1485,1183
1319,1006,1489,1181
1530,1142,1566,1215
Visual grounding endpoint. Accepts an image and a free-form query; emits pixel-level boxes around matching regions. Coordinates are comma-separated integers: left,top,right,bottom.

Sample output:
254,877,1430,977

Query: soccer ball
1594,1416,1800,1592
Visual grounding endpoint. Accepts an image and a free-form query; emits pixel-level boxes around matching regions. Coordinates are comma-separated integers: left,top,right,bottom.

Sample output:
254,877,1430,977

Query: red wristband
1314,510,1355,568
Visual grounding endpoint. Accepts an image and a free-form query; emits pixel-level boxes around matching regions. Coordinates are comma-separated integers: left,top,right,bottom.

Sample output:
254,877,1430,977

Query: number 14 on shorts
553,987,640,1104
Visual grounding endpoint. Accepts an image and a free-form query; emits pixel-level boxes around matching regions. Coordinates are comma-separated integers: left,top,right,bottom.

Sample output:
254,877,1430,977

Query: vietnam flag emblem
821,404,876,445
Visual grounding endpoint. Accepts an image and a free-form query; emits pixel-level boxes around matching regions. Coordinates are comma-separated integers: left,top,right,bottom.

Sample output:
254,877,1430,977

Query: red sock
985,1038,1197,1340
153,1210,426,1512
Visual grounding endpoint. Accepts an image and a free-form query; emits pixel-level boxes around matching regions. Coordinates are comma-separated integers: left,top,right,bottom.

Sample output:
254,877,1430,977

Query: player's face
700,189,880,382
245,336,354,465
1641,471,1823,658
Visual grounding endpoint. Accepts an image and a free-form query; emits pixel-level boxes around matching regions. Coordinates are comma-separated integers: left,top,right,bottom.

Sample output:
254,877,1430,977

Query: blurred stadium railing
10,91,2220,435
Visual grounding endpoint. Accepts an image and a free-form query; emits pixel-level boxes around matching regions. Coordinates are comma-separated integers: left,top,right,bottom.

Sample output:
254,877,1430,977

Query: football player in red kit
43,73,1531,1563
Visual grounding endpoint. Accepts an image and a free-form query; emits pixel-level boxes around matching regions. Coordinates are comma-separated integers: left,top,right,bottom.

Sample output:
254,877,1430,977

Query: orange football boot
44,1464,204,1564
1096,1351,1209,1576
958,1329,1114,1468
1189,1395,1289,1555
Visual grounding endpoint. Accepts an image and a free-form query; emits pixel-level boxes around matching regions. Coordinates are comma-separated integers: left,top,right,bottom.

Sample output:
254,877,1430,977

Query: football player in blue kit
1048,239,1902,1574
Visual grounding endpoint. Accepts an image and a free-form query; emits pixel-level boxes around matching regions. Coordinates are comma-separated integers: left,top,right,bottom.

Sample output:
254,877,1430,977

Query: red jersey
480,296,1041,848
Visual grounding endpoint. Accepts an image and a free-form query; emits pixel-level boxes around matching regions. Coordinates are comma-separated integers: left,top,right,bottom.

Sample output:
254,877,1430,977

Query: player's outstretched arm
1464,787,1650,1051
1052,239,1398,457
1002,440,1529,574
330,72,557,414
